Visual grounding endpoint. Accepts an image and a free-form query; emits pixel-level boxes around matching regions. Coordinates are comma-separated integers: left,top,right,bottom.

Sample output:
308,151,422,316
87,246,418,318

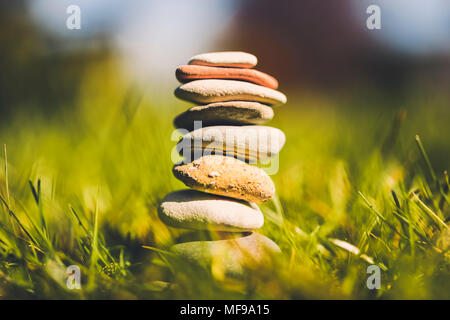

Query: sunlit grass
0,72,449,299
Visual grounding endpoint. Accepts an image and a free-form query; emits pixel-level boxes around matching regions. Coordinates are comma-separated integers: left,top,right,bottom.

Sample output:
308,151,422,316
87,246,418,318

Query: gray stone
174,101,274,130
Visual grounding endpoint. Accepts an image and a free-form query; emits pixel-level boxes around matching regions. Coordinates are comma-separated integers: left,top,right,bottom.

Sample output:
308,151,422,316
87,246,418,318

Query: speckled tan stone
158,189,264,231
172,155,275,202
174,79,287,106
176,65,279,89
174,101,274,130
188,51,257,68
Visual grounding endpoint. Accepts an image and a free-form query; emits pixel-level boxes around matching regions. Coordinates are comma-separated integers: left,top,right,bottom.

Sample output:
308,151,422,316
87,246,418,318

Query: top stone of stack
188,51,258,68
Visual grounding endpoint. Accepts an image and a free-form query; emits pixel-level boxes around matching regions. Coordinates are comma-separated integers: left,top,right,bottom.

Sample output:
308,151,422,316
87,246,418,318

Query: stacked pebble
159,52,287,277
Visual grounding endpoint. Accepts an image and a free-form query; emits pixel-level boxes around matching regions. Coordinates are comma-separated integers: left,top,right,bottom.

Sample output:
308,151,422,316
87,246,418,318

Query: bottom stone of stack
171,232,280,278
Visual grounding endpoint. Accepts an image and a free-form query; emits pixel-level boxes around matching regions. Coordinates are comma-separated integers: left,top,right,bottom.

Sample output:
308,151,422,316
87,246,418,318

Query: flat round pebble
176,65,278,89
172,155,275,202
174,101,274,130
158,189,264,231
176,125,286,162
175,79,287,106
171,232,281,277
188,51,257,68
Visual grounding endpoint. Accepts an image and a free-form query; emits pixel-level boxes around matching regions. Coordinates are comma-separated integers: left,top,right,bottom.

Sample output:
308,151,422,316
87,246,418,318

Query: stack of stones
158,52,287,277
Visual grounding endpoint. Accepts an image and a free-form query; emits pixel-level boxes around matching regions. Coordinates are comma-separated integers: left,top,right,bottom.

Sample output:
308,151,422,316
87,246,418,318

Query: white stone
176,125,286,162
175,79,287,105
188,51,257,68
159,190,264,231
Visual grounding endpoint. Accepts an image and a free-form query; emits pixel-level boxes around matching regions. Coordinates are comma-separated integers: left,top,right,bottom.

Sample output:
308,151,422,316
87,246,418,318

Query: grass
0,66,449,299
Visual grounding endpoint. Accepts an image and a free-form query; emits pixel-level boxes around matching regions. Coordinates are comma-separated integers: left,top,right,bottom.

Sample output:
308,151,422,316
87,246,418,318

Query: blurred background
0,0,449,299
2,0,449,167
2,0,449,112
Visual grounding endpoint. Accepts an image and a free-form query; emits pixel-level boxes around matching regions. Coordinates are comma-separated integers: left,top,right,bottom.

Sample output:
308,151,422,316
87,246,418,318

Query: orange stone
176,65,279,89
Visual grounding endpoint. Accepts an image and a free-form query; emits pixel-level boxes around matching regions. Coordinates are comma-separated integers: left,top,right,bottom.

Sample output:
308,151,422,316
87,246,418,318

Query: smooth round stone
188,51,257,68
176,65,278,89
176,125,285,162
174,101,274,131
171,232,281,277
174,79,287,106
158,189,264,231
172,155,275,202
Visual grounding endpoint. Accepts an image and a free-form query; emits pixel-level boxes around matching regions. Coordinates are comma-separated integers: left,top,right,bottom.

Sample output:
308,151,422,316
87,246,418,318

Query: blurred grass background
0,0,449,299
